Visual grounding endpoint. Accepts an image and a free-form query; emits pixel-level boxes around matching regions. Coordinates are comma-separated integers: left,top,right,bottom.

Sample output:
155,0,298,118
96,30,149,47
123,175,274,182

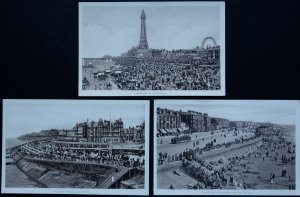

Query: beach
157,126,296,190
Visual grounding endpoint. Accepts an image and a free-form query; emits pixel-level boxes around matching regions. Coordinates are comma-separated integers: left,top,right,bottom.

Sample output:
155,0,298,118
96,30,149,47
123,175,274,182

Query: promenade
157,128,255,156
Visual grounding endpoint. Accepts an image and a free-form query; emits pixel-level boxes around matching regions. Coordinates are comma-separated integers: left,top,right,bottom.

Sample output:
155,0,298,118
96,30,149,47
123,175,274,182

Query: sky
157,100,297,125
80,3,221,58
3,100,146,138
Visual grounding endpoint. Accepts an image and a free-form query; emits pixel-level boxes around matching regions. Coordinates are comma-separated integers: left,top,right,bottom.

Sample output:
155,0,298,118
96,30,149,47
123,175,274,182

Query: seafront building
156,107,262,136
18,117,145,144
74,118,144,143
180,110,206,132
157,108,181,130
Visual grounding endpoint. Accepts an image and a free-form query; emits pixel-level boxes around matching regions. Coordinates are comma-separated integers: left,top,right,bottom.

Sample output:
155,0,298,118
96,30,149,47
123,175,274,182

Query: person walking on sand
270,173,272,181
170,184,174,189
271,173,275,183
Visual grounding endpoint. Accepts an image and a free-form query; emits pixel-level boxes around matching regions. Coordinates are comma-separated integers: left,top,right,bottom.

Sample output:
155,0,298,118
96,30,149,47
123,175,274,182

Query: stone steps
97,167,130,189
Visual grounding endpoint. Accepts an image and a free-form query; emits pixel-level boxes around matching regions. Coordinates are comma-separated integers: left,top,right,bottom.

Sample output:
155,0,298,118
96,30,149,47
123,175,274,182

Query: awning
177,127,184,132
161,129,168,134
166,129,175,133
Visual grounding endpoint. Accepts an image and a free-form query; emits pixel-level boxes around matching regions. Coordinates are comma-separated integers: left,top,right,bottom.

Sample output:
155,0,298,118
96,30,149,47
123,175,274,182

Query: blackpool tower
138,10,149,49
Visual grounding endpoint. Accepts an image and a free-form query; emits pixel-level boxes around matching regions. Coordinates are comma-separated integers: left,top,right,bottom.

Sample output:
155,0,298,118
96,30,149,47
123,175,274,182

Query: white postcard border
78,1,225,96
1,99,150,195
154,100,300,195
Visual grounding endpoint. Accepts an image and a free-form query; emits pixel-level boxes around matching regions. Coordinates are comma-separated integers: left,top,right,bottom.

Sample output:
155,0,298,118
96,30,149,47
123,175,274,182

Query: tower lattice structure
138,10,149,49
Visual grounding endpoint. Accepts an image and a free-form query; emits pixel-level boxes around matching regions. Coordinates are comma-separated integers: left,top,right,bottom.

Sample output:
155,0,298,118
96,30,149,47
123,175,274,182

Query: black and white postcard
1,100,149,195
79,2,225,96
154,100,300,195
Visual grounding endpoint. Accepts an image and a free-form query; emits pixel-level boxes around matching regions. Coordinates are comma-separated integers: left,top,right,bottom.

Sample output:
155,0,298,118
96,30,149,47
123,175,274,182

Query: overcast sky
3,100,146,138
80,3,221,57
157,100,297,125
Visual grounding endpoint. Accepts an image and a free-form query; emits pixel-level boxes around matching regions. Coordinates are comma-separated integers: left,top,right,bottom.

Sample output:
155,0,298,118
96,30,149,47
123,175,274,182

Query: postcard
154,100,299,195
79,2,225,96
2,99,149,195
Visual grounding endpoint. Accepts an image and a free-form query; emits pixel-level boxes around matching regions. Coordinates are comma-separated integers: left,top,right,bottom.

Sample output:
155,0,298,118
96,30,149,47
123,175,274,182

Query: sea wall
195,137,262,161
157,137,262,172
17,159,49,180
12,151,97,188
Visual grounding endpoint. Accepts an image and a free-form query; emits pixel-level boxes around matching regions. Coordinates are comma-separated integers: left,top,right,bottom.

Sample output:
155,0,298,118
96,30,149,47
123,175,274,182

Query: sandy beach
225,140,295,190
157,126,296,190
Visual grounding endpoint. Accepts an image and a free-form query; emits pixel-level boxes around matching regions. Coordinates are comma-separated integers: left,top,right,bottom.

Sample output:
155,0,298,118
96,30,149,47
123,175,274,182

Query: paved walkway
158,129,255,156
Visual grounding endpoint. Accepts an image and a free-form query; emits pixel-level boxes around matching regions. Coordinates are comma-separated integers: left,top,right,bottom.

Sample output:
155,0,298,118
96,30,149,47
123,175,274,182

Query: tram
171,135,191,144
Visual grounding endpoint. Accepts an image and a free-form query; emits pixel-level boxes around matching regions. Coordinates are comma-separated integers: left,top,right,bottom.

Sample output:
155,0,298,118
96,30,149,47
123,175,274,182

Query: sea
280,126,296,143
6,138,26,149
5,138,41,188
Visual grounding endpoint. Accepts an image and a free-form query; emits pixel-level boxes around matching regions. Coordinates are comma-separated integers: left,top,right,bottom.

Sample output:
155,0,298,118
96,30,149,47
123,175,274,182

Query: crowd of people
111,58,220,90
82,46,221,91
253,137,296,165
19,141,145,168
181,160,228,189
